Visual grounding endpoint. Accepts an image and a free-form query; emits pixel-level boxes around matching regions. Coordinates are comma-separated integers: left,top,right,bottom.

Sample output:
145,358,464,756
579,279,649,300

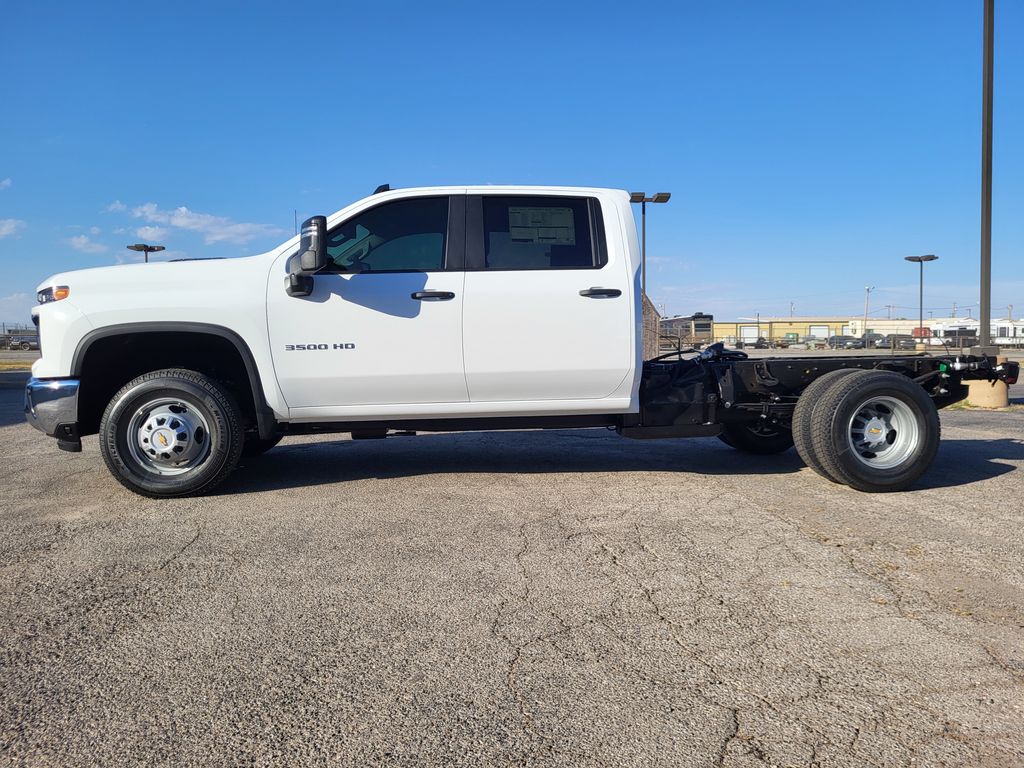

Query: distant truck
25,186,1018,497
6,335,39,350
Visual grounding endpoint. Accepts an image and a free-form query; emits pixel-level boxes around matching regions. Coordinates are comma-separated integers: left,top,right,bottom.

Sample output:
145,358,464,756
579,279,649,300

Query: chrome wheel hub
127,399,212,476
847,396,920,470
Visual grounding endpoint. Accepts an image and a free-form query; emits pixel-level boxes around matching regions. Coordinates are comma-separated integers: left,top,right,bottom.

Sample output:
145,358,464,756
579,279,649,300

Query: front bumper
25,377,81,451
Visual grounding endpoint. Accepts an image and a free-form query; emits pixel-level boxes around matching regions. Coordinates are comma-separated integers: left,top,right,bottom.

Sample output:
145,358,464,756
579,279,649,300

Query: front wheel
99,369,244,497
719,421,794,454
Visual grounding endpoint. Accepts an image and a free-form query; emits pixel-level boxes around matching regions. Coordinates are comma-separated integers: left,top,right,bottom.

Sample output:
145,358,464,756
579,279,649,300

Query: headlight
37,286,70,304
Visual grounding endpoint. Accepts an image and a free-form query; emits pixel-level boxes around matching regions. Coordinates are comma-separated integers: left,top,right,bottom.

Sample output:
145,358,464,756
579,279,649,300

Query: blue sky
1,1,1021,325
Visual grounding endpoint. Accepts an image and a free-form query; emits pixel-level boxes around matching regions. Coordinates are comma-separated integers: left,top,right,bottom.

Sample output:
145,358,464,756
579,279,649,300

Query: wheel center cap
152,428,176,449
864,417,888,447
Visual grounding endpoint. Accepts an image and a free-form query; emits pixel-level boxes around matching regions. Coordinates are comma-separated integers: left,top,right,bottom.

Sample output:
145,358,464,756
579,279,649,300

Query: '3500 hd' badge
284,343,356,350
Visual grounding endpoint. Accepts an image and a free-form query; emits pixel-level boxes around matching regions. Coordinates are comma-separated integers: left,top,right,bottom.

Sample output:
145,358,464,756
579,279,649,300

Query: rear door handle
579,287,622,298
411,290,456,301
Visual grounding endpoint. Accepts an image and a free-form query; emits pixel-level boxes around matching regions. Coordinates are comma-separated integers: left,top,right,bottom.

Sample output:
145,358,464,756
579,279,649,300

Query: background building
685,315,1024,348
659,312,714,348
713,317,851,345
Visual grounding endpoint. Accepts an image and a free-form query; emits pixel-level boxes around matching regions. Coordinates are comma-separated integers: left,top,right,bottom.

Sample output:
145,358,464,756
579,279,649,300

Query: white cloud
0,293,33,324
89,226,101,235
68,234,108,253
136,225,168,240
0,178,11,190
105,200,126,212
132,202,284,245
0,218,26,238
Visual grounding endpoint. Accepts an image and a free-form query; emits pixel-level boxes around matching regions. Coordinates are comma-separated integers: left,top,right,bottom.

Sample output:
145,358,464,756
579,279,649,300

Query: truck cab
266,187,640,420
26,187,643,496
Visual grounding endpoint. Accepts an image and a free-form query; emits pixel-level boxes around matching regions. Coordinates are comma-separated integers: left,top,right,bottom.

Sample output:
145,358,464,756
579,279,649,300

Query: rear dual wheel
795,370,940,492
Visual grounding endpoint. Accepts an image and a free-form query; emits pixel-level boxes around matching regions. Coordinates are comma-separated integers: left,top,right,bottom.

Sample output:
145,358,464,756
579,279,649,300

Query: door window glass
481,196,600,270
325,197,448,272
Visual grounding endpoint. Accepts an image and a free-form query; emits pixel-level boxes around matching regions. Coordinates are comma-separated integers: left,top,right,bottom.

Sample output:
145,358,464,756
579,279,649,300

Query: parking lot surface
2,385,1023,767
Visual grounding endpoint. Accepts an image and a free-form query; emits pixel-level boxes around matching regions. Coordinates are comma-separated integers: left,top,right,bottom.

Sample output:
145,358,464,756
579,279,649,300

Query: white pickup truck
26,185,1017,497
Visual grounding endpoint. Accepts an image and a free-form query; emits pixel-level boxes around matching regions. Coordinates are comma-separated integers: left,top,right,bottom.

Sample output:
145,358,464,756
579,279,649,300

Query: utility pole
862,286,874,336
789,301,795,317
952,301,958,318
885,304,894,320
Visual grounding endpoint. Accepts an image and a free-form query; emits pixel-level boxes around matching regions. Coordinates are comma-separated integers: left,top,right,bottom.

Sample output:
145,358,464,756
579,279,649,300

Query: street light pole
905,255,938,345
979,0,994,348
629,192,671,298
641,200,646,295
126,243,166,263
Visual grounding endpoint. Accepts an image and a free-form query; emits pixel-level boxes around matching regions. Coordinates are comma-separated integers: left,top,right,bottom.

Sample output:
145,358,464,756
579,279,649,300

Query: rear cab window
467,195,607,271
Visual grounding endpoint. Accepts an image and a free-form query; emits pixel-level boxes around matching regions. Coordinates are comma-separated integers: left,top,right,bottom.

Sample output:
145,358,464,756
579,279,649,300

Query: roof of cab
370,185,629,197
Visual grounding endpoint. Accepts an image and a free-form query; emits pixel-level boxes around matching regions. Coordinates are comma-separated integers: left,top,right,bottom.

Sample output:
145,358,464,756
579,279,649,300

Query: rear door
461,193,633,403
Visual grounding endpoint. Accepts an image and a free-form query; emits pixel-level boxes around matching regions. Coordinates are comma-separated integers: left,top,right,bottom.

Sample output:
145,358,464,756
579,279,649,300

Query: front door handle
579,287,622,298
411,290,456,301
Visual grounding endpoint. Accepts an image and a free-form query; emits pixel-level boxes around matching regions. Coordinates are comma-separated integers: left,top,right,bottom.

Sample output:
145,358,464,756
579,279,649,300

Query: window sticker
508,206,575,245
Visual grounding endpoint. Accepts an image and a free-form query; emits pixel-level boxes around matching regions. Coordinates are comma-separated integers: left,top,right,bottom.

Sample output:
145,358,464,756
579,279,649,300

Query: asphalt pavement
1,386,1023,767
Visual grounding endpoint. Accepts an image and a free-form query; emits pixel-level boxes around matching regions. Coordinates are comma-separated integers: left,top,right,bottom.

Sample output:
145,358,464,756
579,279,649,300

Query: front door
267,195,468,409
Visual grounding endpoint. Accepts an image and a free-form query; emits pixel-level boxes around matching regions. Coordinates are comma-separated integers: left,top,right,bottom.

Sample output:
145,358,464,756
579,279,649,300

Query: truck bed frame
621,345,1016,439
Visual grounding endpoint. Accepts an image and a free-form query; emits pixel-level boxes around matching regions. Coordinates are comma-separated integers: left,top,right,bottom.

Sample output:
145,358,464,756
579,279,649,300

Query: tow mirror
287,215,328,297
298,215,327,272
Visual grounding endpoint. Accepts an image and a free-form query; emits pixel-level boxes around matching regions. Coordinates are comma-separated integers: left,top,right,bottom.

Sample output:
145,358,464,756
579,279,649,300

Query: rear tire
809,370,940,492
99,368,244,498
719,421,794,454
792,368,863,482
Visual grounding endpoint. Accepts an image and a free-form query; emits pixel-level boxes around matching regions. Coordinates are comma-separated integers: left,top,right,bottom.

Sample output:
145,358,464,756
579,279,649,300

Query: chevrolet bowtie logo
157,433,169,446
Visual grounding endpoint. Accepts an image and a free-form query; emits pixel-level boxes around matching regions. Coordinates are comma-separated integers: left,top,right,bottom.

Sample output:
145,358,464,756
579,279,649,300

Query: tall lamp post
905,255,938,345
629,192,671,297
127,243,166,263
977,0,994,351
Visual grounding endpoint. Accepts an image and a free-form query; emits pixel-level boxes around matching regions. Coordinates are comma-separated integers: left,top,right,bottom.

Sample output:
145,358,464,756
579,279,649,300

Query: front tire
99,368,244,497
810,370,940,492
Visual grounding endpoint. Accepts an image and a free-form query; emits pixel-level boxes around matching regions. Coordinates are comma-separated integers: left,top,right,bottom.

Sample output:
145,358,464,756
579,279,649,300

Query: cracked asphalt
2,385,1023,767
